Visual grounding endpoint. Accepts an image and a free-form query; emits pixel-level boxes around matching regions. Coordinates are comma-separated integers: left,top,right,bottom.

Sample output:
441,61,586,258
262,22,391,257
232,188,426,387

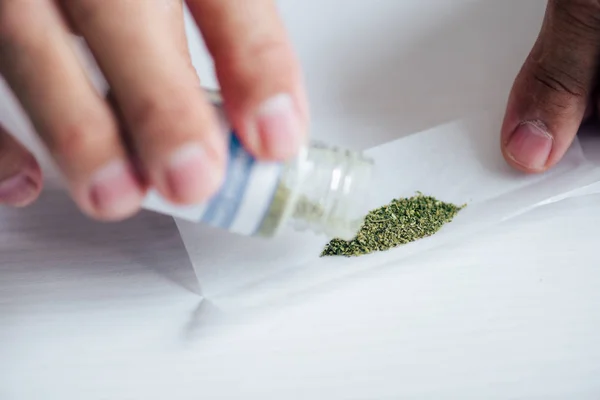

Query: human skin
0,0,308,218
0,0,595,218
500,0,600,174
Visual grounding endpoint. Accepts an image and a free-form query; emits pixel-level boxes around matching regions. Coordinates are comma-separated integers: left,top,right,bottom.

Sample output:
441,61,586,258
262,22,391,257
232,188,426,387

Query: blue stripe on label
202,133,255,229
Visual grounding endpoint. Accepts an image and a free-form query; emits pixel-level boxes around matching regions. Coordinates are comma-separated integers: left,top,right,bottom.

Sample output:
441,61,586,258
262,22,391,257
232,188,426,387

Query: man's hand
0,0,307,218
501,0,600,173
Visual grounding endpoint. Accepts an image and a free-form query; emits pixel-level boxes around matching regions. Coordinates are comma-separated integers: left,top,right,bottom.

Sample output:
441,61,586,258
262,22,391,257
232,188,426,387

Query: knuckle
531,62,588,98
246,38,292,72
217,37,297,86
130,92,202,139
64,0,103,27
51,123,96,159
526,0,600,102
243,36,290,63
551,0,600,35
46,117,116,163
553,0,600,12
522,65,585,117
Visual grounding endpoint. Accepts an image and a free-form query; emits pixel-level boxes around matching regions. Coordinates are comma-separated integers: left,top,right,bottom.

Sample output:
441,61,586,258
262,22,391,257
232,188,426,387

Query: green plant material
320,193,465,257
257,180,328,237
256,180,291,237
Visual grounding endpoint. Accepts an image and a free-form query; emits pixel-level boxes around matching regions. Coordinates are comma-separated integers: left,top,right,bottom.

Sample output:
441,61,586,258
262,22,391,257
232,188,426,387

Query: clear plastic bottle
142,90,374,240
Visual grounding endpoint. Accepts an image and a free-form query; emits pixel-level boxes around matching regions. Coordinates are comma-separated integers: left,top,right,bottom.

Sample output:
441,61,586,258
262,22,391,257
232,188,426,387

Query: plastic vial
142,90,374,241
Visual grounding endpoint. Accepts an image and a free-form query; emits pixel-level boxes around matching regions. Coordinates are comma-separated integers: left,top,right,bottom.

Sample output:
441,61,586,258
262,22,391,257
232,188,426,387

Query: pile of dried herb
320,193,465,257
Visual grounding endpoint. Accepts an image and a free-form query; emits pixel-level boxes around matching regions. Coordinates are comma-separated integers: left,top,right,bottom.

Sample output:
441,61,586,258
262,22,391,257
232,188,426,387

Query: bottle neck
286,143,374,240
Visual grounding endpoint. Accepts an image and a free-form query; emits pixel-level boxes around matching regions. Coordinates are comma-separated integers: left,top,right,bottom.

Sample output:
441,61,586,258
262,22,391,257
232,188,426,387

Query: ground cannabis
257,178,329,237
256,179,291,237
320,193,465,257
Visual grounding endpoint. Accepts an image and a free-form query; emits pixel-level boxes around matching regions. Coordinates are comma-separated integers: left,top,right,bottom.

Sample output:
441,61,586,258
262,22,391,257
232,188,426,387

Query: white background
2,0,600,398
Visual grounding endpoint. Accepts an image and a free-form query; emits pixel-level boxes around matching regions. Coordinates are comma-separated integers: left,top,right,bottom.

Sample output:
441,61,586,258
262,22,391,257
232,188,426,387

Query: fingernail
251,93,302,159
166,143,222,203
0,172,39,207
90,160,142,217
506,121,553,170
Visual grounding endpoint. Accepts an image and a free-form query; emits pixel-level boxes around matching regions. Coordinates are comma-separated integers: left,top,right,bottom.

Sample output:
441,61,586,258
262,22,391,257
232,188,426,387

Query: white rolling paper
175,110,600,312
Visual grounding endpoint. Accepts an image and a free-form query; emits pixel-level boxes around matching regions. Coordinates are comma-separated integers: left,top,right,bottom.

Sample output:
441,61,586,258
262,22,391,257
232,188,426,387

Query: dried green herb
320,193,465,257
257,180,328,237
256,179,291,237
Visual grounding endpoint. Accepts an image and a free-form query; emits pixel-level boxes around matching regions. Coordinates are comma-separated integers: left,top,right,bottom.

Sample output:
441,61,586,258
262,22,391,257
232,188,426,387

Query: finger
55,1,80,36
501,0,600,173
0,123,42,207
187,0,308,161
0,1,144,220
65,0,225,205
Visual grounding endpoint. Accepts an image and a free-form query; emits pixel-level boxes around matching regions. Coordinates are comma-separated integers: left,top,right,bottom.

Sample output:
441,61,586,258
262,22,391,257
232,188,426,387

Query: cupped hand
501,0,600,173
0,0,307,218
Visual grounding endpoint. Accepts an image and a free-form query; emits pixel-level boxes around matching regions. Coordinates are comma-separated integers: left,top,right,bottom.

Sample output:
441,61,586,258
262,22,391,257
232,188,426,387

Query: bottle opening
289,143,374,241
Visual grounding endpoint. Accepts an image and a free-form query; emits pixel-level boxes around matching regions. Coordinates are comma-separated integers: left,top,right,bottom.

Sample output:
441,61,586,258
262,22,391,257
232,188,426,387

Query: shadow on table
180,299,233,343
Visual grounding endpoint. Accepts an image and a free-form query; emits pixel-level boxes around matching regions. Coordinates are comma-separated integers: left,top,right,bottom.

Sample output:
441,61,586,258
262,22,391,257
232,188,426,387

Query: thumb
501,1,600,173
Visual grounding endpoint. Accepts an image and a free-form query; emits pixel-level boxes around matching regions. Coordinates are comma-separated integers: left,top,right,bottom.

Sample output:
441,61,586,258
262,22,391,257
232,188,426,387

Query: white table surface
3,1,600,399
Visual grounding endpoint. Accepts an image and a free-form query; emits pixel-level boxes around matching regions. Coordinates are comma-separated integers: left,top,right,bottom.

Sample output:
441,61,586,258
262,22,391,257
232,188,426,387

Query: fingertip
498,0,600,174
158,141,225,205
502,120,554,173
190,0,308,161
82,159,145,221
243,92,304,161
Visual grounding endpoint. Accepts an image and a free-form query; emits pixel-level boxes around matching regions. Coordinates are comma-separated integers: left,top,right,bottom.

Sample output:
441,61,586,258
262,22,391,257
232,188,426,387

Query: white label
141,103,283,236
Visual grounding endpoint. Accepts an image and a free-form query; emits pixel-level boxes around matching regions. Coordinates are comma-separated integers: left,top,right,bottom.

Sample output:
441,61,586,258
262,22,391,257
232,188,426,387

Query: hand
501,0,600,173
0,0,307,218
